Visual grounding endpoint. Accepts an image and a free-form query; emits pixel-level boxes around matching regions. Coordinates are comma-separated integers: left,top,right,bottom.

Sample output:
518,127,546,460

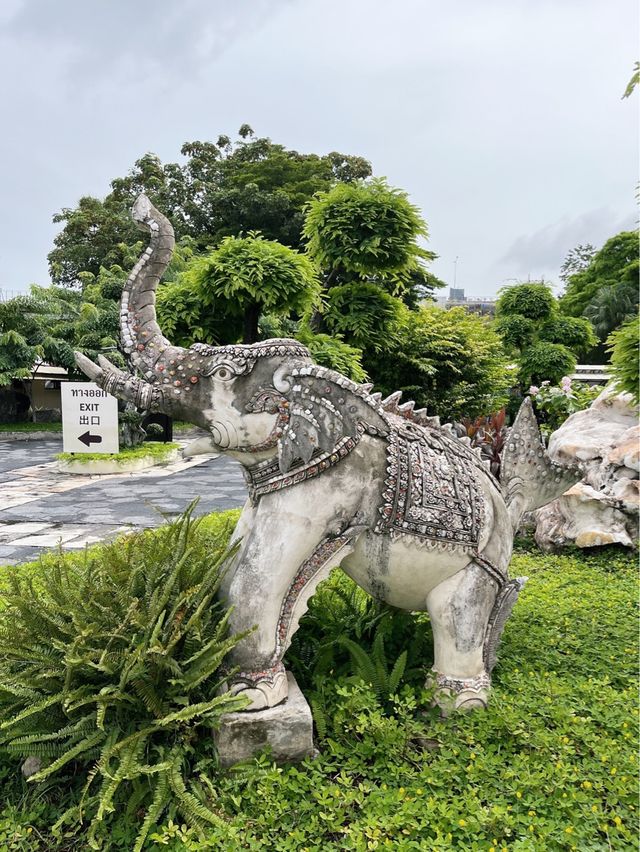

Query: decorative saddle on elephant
375,421,487,554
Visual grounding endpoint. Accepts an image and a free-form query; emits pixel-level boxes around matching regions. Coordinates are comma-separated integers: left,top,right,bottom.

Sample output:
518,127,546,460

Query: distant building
0,362,68,424
442,288,497,316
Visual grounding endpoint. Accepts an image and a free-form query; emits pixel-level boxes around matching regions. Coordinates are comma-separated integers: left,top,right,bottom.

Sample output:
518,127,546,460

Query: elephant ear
277,365,390,473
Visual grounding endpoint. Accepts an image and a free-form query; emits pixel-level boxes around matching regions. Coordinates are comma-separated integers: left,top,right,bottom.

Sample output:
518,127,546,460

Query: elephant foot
225,662,288,711
427,670,490,717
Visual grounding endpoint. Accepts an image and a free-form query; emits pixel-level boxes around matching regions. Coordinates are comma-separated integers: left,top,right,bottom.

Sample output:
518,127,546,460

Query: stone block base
214,672,314,767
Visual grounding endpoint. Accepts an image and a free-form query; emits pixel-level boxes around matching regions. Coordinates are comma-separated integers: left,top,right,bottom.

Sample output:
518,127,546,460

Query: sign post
61,382,119,454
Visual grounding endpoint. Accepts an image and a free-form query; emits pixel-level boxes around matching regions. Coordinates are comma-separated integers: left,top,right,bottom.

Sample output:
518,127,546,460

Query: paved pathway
0,439,247,565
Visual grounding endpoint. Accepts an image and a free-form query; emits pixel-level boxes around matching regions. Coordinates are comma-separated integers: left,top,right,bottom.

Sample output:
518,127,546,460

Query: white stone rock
534,388,639,551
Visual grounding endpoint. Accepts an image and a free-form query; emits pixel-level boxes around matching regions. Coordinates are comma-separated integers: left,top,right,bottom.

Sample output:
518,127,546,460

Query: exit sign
61,382,119,454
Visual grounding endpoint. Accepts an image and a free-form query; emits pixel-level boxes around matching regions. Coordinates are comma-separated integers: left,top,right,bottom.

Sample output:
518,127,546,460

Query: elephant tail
500,397,581,532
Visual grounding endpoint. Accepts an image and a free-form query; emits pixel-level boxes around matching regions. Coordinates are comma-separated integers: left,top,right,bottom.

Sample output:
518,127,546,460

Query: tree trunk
243,303,261,344
309,267,340,333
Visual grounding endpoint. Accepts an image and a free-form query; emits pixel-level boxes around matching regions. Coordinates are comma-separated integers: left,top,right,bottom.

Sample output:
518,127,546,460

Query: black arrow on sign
78,431,103,447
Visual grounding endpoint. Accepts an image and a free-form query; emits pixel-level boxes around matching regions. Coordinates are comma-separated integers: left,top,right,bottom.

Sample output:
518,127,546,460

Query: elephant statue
76,195,580,714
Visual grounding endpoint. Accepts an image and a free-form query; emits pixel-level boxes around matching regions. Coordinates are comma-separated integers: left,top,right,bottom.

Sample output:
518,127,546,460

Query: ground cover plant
0,512,637,850
0,422,62,433
55,441,180,465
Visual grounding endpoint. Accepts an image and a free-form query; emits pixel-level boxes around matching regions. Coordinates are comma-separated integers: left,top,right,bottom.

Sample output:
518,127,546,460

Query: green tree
364,305,512,420
49,130,371,287
622,60,639,99
303,179,431,285
584,263,639,339
321,282,402,352
607,314,639,403
157,234,320,344
48,196,140,288
559,244,596,285
302,179,443,349
559,231,639,334
0,285,122,415
495,282,596,387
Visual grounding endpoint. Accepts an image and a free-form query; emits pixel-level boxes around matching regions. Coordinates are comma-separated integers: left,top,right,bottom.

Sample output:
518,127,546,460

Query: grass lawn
0,515,636,851
0,422,62,433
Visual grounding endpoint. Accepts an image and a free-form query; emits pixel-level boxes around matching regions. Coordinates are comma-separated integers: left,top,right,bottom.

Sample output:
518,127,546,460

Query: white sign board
61,382,119,454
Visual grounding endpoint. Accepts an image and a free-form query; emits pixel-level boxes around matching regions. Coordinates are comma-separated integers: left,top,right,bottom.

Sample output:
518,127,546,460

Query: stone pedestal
214,673,314,767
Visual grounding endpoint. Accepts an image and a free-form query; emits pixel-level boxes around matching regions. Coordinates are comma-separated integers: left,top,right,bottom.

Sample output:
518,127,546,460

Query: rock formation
534,388,639,550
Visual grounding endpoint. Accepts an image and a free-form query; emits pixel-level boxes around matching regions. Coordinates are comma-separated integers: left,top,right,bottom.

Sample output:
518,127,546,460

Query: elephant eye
201,358,249,380
208,362,237,381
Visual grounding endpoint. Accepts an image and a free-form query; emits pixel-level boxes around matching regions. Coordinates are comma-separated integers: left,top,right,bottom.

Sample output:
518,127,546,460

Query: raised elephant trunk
121,194,180,373
74,194,191,413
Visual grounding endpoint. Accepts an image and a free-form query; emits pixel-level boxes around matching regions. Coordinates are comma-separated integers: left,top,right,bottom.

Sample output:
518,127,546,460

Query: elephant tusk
183,435,218,457
75,351,104,382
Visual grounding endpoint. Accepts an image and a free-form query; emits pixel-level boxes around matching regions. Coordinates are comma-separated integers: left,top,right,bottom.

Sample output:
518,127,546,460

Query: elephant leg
426,561,499,715
220,497,359,711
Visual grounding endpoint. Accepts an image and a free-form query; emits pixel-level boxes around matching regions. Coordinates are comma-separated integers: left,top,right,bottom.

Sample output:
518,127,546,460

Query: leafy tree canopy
495,281,597,387
559,230,639,325
157,234,320,345
322,282,402,352
0,285,122,390
303,179,433,288
364,305,513,420
49,129,371,287
302,179,443,352
496,282,555,321
622,60,639,99
559,244,596,284
584,262,639,340
518,342,577,389
607,314,639,403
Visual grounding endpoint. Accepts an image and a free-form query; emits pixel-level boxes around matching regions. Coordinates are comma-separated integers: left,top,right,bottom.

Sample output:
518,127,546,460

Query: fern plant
0,503,247,851
288,572,432,726
339,632,407,705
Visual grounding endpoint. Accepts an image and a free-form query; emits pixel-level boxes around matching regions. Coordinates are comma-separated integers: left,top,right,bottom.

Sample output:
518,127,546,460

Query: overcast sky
1,0,637,299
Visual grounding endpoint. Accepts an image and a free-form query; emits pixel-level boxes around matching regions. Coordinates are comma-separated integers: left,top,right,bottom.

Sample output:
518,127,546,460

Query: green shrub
497,282,556,320
295,327,367,382
518,341,576,388
529,378,601,436
287,572,431,720
322,281,401,352
538,314,597,356
607,314,639,404
303,179,428,280
494,314,535,350
495,282,596,390
55,441,179,464
364,305,513,420
0,506,247,851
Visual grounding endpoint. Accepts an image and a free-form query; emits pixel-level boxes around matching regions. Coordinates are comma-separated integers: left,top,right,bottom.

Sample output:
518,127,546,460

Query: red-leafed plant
454,409,507,479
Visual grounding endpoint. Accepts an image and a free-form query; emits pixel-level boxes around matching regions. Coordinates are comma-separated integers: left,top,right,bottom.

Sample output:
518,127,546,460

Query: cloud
3,0,294,81
497,208,637,281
